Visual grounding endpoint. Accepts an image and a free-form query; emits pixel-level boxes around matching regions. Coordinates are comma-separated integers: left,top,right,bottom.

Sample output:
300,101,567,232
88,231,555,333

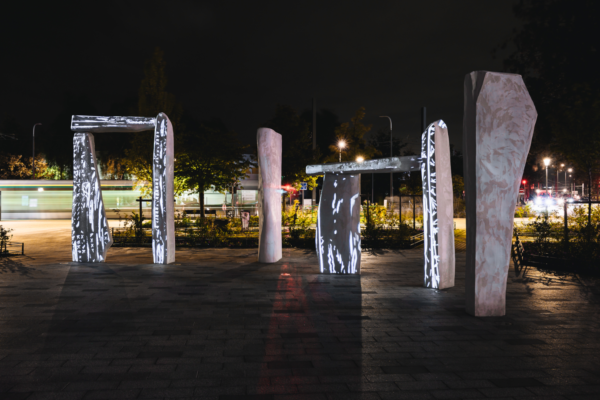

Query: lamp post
32,123,42,179
543,158,550,192
544,158,551,212
379,115,393,214
566,168,572,194
337,140,346,162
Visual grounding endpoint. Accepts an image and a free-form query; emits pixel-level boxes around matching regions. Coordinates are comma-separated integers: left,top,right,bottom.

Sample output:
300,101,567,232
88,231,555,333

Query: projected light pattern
72,133,112,262
152,113,175,264
70,114,175,264
421,119,455,290
421,122,440,288
315,173,361,274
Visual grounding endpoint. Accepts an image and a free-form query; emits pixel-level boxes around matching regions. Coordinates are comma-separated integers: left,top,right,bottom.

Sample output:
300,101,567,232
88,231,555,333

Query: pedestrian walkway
0,244,599,399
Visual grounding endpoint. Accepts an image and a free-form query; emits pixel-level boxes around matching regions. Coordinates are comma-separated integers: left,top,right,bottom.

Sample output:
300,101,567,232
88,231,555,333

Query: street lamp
356,156,364,163
379,116,393,213
567,168,573,194
337,140,346,162
32,123,42,179
543,158,550,193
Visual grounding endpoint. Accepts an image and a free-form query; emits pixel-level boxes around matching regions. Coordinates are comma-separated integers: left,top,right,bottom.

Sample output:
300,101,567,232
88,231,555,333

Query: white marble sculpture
307,156,421,274
70,114,175,264
257,127,282,263
152,113,175,264
316,173,361,274
72,133,112,262
463,71,537,316
421,120,455,289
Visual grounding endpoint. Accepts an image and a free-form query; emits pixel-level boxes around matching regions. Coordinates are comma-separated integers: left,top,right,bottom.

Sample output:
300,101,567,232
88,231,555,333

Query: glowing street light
337,140,346,162
543,157,551,194
356,156,364,163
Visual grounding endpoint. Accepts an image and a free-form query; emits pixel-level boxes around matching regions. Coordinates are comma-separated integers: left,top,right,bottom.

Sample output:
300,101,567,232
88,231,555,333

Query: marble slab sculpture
315,173,361,274
70,114,175,264
152,113,175,264
307,156,428,275
306,156,420,176
463,71,537,316
421,120,455,289
72,133,112,262
257,127,282,263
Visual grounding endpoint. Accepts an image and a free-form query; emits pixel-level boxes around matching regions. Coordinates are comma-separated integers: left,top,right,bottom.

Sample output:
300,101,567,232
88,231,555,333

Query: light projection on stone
72,133,112,262
463,71,537,316
421,120,455,289
152,113,175,264
307,156,420,274
316,173,361,274
70,114,175,264
257,127,282,263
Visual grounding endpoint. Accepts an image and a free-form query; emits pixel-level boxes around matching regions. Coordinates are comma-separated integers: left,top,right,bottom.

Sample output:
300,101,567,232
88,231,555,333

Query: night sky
3,0,520,153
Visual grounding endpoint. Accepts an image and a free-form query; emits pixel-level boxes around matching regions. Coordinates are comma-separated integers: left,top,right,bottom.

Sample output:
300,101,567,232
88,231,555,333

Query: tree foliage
0,154,50,179
328,107,379,163
176,120,253,218
501,0,600,192
263,105,317,191
126,47,184,196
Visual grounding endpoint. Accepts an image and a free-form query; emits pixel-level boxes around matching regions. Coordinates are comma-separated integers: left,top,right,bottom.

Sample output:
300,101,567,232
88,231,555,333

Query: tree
126,47,184,196
176,122,253,218
328,107,379,163
0,154,50,179
43,93,98,179
369,127,407,159
263,105,318,193
500,0,600,176
300,108,341,162
550,84,600,226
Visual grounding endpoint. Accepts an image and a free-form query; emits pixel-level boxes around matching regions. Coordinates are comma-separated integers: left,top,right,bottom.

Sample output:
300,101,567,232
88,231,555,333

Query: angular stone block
463,71,537,316
257,127,282,263
152,113,175,264
421,120,455,289
72,133,112,262
315,173,361,274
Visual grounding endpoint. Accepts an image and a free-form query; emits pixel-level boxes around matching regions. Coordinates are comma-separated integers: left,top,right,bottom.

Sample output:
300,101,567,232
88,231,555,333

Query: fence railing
1,241,24,255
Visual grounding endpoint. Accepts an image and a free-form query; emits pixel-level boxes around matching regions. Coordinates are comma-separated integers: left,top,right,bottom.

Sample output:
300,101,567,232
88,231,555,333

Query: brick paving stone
1,243,599,399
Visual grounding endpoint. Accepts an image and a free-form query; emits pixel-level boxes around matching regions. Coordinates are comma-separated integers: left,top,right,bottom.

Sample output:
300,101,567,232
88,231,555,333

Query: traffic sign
300,182,307,190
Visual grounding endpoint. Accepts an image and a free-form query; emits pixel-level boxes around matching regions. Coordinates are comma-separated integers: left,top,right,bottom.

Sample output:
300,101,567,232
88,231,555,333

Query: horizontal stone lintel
71,115,156,133
306,156,420,176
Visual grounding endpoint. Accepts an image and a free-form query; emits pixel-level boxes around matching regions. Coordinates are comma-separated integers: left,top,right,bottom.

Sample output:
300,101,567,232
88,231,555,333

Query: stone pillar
316,173,361,274
463,71,537,316
72,133,112,262
257,127,282,263
421,120,455,289
152,113,175,264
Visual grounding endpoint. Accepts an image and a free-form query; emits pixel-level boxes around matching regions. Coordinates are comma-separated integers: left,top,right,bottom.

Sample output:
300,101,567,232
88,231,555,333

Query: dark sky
3,0,520,153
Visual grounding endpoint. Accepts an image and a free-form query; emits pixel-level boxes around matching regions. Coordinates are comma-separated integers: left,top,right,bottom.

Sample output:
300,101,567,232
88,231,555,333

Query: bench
511,233,545,277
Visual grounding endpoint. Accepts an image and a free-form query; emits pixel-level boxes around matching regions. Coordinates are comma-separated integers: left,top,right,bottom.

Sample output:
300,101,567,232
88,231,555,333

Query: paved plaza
0,221,599,399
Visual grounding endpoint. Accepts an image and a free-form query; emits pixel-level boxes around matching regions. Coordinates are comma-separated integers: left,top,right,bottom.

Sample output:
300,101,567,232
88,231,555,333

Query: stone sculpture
463,71,537,316
72,133,112,262
421,120,455,289
316,173,361,274
70,114,175,264
257,127,282,263
307,156,420,274
152,113,175,264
